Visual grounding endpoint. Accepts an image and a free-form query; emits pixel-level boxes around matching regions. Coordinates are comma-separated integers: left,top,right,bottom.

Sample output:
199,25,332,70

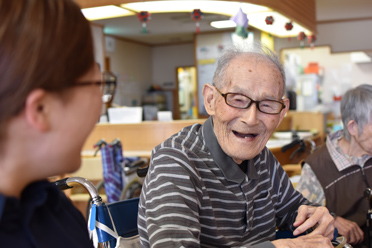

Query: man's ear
24,89,50,132
276,97,290,128
347,120,358,137
203,84,216,116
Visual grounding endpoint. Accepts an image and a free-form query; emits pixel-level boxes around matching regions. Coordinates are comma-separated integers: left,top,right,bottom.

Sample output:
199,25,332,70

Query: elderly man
296,84,372,248
138,44,334,248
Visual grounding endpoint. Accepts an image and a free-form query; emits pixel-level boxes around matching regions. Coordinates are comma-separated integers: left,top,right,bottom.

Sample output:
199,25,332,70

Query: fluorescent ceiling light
350,52,372,63
82,5,134,21
210,20,236,29
122,1,268,15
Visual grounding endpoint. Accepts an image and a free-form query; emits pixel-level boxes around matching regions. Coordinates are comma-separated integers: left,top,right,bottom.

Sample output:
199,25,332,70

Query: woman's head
0,0,95,140
341,84,372,141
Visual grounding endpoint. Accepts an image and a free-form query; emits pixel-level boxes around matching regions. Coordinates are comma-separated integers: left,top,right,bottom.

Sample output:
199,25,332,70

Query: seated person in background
296,84,372,247
138,43,335,248
0,0,103,247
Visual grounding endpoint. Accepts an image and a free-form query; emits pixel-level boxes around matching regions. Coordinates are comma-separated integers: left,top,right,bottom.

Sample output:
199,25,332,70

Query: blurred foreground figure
0,0,103,247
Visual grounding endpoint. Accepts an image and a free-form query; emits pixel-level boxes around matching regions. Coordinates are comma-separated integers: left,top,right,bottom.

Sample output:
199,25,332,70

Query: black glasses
73,72,117,103
214,86,285,115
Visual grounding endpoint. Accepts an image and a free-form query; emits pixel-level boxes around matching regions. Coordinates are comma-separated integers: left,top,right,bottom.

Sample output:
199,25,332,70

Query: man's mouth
233,131,258,139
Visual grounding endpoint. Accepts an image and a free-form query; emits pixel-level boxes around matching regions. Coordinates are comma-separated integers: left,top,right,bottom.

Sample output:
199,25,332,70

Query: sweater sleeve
267,151,317,231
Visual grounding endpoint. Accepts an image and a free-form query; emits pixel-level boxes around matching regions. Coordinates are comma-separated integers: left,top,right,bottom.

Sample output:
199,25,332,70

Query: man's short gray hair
341,84,372,141
211,42,286,97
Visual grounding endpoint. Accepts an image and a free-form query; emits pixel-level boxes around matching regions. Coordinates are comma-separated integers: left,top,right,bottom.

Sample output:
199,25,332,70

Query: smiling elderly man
138,43,334,248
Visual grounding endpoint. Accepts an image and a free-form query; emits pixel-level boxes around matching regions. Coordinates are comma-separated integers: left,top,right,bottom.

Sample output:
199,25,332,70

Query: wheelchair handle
137,167,148,178
54,177,103,206
281,138,302,152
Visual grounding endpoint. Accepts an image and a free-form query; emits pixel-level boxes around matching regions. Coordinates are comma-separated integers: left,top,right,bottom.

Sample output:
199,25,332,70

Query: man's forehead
224,54,284,96
225,54,282,81
231,53,276,67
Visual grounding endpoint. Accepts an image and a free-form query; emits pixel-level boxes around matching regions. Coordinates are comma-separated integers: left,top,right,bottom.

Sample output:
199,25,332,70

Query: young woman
0,0,103,246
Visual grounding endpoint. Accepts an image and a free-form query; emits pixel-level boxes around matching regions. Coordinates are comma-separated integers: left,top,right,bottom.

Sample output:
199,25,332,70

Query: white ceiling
91,0,372,46
93,12,233,45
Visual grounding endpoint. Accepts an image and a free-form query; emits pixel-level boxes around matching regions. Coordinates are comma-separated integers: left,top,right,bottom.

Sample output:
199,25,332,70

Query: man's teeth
233,131,257,138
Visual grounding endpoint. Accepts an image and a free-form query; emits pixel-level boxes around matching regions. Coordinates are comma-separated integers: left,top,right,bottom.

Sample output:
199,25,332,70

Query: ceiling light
82,5,134,21
350,52,372,63
122,1,268,15
210,20,236,29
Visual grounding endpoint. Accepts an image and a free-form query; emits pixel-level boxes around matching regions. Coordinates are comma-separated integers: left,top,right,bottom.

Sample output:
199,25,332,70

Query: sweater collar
327,130,372,171
202,117,258,184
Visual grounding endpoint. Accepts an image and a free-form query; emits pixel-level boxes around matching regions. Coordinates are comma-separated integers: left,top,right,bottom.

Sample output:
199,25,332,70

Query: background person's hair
212,42,286,97
341,84,372,141
0,0,95,140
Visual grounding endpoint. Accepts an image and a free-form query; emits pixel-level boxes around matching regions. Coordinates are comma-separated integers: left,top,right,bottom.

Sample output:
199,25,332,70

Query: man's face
204,55,289,164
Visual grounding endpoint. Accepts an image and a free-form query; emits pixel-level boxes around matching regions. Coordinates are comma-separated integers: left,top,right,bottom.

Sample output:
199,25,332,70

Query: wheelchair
54,176,140,248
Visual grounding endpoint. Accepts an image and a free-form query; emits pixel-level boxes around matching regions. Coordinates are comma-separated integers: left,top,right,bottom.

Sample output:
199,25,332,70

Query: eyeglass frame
72,80,116,103
214,85,286,115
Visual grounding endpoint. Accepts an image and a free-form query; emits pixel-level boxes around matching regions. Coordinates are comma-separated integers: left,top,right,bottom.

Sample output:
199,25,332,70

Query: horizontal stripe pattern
138,123,311,247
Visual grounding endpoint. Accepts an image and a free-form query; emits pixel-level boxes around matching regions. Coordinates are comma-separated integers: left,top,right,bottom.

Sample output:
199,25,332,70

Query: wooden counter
83,119,206,152
83,111,327,164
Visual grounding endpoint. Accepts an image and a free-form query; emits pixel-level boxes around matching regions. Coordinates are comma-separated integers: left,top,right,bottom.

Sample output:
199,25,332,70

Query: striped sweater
138,117,311,248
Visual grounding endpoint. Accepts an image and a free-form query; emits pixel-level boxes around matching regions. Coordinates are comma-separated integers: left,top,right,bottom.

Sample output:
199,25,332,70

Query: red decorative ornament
191,9,204,33
297,32,307,41
308,34,316,43
308,34,316,49
265,16,274,25
297,31,307,48
285,22,293,41
137,11,151,33
285,22,293,31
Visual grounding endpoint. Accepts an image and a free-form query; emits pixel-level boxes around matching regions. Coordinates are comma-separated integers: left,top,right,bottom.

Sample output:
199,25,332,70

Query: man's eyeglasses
214,86,285,115
72,72,117,103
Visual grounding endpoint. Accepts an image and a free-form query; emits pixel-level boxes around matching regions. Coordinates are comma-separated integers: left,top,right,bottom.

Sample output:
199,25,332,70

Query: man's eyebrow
229,87,281,101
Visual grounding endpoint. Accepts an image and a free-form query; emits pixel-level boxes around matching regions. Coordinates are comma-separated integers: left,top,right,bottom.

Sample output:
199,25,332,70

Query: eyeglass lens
226,93,283,114
102,72,117,103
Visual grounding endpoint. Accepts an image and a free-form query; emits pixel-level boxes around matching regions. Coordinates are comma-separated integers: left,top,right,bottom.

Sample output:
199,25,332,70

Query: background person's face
354,118,372,156
211,55,288,164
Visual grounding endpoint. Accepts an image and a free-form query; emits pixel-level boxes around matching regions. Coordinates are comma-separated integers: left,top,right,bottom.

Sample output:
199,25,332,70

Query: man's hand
334,216,364,245
272,234,333,248
292,205,334,240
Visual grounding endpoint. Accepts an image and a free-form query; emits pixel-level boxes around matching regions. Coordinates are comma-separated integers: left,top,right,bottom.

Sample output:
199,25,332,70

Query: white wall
105,37,152,106
315,0,372,53
91,24,104,69
151,43,194,89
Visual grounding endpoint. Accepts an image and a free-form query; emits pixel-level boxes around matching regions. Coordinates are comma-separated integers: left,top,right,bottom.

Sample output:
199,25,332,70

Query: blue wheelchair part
96,197,139,244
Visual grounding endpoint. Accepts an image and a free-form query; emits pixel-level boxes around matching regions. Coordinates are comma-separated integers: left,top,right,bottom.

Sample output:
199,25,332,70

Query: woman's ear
24,89,50,132
203,84,216,116
347,120,358,137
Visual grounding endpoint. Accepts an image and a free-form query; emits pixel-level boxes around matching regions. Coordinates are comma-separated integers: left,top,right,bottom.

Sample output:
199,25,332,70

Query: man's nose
241,102,260,125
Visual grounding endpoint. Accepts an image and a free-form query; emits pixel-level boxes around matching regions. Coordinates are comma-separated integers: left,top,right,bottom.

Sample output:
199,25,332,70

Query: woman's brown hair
0,0,95,139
